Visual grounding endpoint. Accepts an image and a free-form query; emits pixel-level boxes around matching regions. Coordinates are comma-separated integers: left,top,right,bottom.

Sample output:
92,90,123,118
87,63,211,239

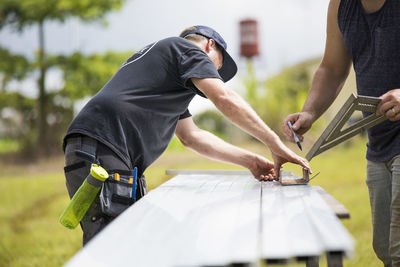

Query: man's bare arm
283,0,352,140
192,78,278,146
175,117,276,180
191,78,310,175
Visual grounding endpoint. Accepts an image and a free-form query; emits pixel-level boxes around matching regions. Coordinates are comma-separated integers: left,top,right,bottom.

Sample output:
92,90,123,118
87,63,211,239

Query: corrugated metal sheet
65,173,353,267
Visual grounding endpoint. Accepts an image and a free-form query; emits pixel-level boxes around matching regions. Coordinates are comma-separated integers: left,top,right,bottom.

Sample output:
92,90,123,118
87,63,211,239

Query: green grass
0,138,21,154
0,137,381,266
0,172,81,267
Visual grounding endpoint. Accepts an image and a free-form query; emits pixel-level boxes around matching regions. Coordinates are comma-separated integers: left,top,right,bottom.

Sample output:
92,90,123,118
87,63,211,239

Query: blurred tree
57,51,131,103
0,48,35,153
0,50,129,155
240,60,314,136
264,63,310,133
0,91,35,138
0,0,126,154
0,47,31,88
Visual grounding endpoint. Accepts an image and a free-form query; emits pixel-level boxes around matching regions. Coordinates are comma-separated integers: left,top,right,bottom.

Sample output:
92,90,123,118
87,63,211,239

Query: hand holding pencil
287,121,302,151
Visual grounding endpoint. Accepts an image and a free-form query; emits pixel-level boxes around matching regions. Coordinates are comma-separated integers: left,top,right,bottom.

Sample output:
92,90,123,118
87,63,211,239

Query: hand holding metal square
306,93,387,161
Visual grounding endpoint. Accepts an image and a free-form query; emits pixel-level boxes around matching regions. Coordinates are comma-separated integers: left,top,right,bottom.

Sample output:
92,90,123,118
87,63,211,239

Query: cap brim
218,50,237,82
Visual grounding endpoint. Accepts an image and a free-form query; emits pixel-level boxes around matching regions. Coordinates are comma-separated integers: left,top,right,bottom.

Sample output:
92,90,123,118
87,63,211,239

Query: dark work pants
63,134,147,245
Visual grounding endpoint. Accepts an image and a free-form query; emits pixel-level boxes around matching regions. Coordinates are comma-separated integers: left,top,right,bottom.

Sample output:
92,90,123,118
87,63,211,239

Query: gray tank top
338,0,400,162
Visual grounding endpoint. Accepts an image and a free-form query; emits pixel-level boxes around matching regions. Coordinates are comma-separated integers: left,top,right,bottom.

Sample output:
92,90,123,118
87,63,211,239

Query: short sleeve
178,109,192,120
179,48,223,97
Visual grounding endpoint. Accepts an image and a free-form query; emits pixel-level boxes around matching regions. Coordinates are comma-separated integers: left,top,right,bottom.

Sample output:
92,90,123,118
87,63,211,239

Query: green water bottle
59,164,109,229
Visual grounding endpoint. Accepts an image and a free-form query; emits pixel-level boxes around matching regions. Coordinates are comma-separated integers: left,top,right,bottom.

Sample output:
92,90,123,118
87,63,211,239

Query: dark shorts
63,134,147,245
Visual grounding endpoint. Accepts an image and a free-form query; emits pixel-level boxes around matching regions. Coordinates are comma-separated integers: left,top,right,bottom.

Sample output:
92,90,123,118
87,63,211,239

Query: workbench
65,170,353,267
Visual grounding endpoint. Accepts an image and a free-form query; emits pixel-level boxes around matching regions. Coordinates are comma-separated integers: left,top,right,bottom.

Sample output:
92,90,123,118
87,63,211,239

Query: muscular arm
191,78,310,175
283,0,352,138
304,0,352,119
192,78,280,147
175,117,276,180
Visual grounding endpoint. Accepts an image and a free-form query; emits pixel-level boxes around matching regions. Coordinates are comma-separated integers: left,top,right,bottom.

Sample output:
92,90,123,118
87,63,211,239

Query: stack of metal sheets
65,172,354,267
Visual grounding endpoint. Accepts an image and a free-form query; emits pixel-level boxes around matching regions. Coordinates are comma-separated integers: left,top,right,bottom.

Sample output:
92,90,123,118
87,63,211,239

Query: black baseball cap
180,25,238,82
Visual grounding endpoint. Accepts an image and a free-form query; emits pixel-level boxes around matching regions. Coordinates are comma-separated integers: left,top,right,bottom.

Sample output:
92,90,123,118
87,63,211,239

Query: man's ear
204,39,215,53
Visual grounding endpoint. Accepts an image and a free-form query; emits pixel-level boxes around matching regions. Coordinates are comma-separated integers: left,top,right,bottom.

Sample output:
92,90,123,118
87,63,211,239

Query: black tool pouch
100,172,147,217
71,138,147,217
100,172,134,217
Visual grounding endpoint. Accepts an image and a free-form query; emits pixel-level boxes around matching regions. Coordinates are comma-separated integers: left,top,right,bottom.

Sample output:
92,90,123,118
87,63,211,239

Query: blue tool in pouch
132,167,137,200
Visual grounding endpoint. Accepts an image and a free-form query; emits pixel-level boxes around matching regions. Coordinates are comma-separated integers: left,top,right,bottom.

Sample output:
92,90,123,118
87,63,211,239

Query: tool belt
100,170,147,217
67,135,147,218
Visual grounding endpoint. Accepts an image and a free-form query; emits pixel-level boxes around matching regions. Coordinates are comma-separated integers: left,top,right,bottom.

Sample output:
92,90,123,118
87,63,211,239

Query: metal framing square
306,94,386,161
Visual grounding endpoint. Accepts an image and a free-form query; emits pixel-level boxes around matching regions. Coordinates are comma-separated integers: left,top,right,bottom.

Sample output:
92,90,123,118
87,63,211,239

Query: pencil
288,121,302,151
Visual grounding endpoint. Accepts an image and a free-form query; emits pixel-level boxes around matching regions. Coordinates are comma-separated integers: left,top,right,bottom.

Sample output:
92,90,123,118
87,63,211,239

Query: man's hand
269,141,311,178
176,117,280,181
282,112,314,142
377,89,400,121
248,155,276,181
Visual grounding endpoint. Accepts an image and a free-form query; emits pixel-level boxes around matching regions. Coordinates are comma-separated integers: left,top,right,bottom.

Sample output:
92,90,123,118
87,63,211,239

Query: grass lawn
0,137,380,266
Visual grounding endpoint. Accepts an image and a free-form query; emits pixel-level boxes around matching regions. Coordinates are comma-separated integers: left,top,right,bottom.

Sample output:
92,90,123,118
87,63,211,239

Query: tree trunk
38,20,48,154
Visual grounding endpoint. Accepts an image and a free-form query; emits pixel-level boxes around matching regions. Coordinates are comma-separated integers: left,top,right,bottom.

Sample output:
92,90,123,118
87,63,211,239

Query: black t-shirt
64,37,222,174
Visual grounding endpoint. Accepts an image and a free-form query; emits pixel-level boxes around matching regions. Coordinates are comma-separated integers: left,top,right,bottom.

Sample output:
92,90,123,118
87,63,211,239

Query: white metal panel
66,172,354,267
260,182,354,261
172,175,260,266
228,179,261,264
66,174,261,267
304,187,354,257
261,183,323,259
